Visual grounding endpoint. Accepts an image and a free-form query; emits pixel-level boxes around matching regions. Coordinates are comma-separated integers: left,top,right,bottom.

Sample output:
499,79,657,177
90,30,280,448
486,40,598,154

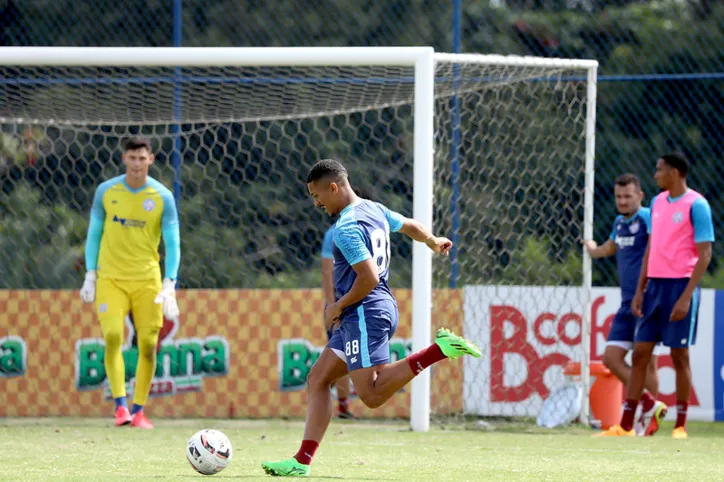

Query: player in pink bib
599,153,714,439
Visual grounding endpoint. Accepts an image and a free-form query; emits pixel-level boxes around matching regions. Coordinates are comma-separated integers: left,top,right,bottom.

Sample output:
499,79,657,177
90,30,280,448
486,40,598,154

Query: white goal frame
0,46,598,432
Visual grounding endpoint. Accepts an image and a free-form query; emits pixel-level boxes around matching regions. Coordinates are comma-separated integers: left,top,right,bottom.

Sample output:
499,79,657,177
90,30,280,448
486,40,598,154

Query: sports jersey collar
667,188,690,203
338,199,363,217
122,177,148,194
621,208,644,223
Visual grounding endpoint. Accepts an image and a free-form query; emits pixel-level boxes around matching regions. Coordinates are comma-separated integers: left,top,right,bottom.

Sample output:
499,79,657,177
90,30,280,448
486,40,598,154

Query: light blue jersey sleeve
638,207,651,232
84,183,109,271
691,197,715,243
160,188,181,280
333,222,371,266
375,202,405,232
609,215,623,241
321,227,335,259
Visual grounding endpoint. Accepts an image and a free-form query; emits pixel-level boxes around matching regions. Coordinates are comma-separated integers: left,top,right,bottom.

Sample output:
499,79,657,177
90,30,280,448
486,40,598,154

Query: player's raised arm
154,189,181,321
79,184,107,303
374,201,452,255
395,215,453,256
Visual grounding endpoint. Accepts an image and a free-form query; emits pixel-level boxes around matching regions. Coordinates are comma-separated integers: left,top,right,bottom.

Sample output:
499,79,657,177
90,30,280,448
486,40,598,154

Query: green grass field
2,417,724,481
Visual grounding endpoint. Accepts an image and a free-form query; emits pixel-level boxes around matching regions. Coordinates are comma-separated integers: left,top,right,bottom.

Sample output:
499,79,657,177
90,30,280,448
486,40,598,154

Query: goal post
0,47,597,431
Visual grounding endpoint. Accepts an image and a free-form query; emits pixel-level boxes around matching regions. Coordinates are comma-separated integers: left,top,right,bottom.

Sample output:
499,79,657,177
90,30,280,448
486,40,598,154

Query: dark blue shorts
635,278,700,348
606,301,637,349
327,299,399,372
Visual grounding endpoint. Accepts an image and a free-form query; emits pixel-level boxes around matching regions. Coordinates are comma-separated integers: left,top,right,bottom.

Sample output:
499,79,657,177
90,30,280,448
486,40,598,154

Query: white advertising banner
463,286,716,421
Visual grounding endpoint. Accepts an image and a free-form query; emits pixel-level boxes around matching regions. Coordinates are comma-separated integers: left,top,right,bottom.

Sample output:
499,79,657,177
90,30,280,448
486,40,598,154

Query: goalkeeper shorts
95,277,164,329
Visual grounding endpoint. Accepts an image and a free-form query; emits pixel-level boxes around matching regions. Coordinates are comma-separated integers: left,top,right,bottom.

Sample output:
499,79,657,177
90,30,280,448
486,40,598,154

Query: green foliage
497,237,583,286
0,186,86,289
0,0,721,290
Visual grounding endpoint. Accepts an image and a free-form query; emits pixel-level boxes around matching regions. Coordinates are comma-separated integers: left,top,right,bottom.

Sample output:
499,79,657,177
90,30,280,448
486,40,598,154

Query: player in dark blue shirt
583,174,664,436
263,159,482,477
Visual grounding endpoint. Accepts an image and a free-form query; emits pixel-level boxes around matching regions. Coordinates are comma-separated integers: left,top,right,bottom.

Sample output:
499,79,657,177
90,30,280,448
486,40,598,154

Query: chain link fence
0,0,722,289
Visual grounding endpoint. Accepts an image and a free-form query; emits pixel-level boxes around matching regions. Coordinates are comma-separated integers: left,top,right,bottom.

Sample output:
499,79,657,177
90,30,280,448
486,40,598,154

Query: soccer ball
186,429,233,475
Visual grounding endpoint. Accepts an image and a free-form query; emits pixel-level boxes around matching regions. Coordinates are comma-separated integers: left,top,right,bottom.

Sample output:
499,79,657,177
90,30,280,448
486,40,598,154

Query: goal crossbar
0,46,598,433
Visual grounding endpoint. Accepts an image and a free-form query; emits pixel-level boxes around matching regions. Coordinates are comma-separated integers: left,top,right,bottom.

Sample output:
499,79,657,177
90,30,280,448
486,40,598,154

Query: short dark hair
614,173,641,191
660,152,689,177
124,136,153,152
306,159,348,184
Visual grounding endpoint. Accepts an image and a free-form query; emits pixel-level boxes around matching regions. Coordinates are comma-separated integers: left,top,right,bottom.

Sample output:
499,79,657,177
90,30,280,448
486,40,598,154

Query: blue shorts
606,301,637,350
327,300,399,372
635,278,700,348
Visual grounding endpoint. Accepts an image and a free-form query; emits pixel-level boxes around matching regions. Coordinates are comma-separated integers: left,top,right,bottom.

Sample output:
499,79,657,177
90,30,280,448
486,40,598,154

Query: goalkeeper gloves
155,278,180,321
79,270,96,303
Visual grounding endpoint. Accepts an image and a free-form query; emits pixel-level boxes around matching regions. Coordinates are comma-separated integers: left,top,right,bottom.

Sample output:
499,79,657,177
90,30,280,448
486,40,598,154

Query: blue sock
131,404,144,415
114,397,127,410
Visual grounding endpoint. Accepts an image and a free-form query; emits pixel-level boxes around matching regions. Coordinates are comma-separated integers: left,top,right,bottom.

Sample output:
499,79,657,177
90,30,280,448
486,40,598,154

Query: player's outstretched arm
581,238,616,259
79,185,106,303
397,218,452,256
154,190,181,321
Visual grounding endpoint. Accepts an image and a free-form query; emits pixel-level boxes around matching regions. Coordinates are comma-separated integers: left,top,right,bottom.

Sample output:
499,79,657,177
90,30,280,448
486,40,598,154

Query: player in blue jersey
321,225,356,419
262,159,482,477
583,173,665,436
600,153,714,439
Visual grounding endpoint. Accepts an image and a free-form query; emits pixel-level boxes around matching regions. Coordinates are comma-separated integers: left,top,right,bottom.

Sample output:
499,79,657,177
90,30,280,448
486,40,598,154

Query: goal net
0,48,596,428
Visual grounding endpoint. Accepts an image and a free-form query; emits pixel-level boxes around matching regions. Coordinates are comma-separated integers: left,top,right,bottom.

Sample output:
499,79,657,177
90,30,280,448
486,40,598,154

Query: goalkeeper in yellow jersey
79,136,181,429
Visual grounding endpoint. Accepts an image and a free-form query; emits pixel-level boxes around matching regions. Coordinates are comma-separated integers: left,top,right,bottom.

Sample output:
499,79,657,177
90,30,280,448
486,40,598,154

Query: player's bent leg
598,341,656,437
602,344,631,386
636,353,666,436
262,347,348,477
627,342,656,399
335,374,355,419
349,328,481,409
603,285,665,437
96,278,132,426
303,347,349,442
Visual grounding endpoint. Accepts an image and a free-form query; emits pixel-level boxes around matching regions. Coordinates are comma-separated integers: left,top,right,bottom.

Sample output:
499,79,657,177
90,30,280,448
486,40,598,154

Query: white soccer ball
186,429,233,475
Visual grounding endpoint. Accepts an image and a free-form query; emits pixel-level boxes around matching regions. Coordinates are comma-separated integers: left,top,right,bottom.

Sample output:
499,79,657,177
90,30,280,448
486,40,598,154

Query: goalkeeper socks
675,401,688,429
406,344,446,375
114,397,128,410
620,399,639,432
131,404,144,415
640,391,656,413
294,440,319,466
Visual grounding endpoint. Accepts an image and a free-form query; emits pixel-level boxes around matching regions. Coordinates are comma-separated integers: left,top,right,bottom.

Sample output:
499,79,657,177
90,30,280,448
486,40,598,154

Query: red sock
676,401,688,429
640,391,655,413
406,344,446,375
338,398,349,414
294,440,319,466
620,399,639,432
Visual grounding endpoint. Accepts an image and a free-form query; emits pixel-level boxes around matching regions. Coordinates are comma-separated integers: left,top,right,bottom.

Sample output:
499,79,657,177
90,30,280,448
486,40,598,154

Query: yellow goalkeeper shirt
84,175,180,281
